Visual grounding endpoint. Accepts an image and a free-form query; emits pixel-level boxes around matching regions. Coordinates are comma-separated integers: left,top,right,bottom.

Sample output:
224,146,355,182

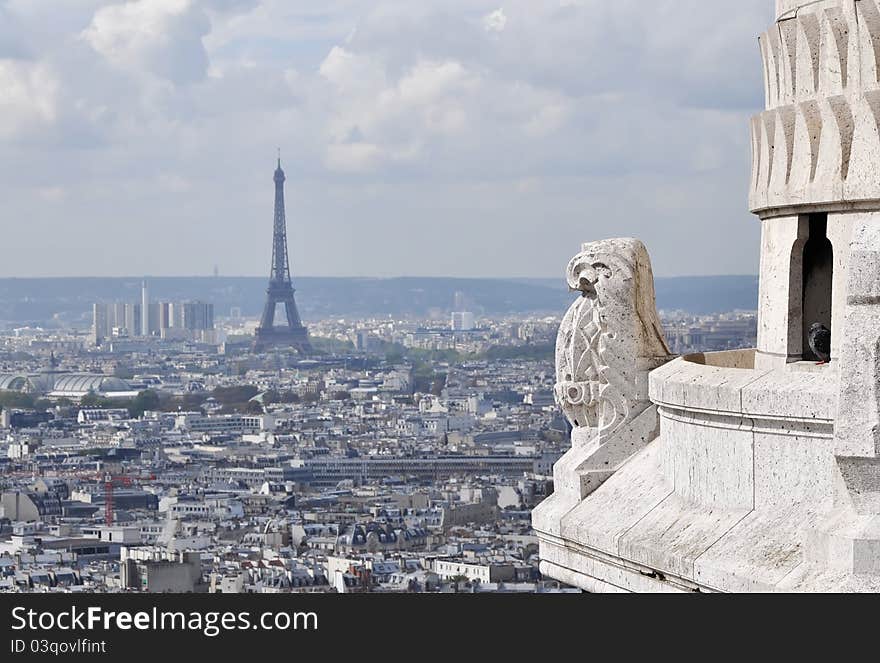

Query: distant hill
0,275,759,326
514,276,759,315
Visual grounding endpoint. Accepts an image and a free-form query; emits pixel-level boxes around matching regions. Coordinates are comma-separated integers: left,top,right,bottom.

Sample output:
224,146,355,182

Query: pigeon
808,323,831,365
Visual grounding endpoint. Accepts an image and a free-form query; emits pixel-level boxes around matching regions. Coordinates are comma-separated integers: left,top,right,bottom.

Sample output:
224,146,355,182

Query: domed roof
0,373,50,393
0,374,29,390
51,374,131,394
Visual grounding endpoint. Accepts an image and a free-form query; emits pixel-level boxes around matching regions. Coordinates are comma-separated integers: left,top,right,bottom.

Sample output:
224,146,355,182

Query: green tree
160,393,206,413
128,390,160,419
80,391,104,408
245,400,264,414
0,390,36,412
112,365,135,380
81,391,133,411
212,385,260,405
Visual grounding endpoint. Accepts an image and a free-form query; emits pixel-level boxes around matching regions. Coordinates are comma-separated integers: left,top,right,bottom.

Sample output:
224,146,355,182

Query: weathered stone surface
741,367,837,420
618,493,751,581
752,1,880,214
755,215,804,369
532,238,672,540
833,218,880,460
536,1,880,592
663,409,755,511
554,237,671,438
559,442,671,556
692,507,822,592
752,428,836,509
791,215,880,578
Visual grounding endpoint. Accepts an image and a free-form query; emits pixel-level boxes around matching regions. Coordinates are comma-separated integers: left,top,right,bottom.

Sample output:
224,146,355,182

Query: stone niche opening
798,213,833,361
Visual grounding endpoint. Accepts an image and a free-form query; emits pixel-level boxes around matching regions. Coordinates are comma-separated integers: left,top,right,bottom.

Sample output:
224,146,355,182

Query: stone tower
533,0,880,592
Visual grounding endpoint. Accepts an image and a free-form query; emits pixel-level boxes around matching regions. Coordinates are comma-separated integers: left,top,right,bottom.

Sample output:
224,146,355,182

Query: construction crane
100,472,155,526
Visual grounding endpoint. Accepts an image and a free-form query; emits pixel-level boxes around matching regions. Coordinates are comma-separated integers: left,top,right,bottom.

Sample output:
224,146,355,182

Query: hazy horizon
0,274,761,323
0,272,759,281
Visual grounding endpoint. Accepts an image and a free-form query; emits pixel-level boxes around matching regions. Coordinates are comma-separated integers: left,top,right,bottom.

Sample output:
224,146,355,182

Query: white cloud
318,49,481,172
82,0,211,84
319,46,386,93
324,142,382,172
483,8,507,33
397,60,472,106
0,0,770,278
0,59,59,139
521,98,571,137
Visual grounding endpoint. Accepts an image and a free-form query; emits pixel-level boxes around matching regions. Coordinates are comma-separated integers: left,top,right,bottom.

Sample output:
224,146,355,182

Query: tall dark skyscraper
254,156,311,353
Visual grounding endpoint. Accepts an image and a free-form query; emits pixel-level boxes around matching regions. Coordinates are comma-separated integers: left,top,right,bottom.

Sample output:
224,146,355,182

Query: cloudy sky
0,0,774,279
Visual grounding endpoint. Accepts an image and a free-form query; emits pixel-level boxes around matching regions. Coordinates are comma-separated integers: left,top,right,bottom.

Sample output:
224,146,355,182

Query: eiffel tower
253,155,311,353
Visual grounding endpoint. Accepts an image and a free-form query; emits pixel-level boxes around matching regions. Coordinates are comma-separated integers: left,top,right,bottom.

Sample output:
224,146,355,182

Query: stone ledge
534,437,874,592
649,354,837,424
538,542,700,594
534,351,850,592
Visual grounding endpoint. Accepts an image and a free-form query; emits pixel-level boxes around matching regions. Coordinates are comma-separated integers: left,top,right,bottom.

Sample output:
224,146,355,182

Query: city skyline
1,0,770,280
9,0,878,601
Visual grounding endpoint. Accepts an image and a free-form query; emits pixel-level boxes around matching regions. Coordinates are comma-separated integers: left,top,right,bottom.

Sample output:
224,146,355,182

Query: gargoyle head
569,262,613,299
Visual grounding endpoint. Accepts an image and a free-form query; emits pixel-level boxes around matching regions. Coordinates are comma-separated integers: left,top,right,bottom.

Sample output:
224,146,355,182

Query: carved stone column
807,216,880,578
